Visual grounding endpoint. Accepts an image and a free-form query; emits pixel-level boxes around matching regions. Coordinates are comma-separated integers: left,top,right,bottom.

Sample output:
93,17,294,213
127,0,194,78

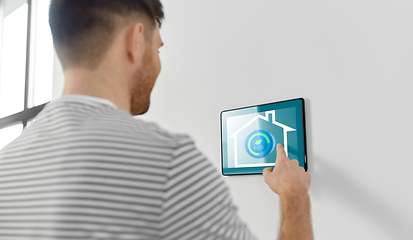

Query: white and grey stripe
0,95,257,240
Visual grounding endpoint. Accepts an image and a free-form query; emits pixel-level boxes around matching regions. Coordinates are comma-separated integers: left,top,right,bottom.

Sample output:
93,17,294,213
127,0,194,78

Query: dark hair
49,0,164,69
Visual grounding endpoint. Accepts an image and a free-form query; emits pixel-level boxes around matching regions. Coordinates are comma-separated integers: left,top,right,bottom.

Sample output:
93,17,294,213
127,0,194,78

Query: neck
62,67,131,113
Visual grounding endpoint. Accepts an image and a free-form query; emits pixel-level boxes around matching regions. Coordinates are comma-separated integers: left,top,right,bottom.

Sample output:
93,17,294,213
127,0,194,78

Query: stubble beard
130,46,158,116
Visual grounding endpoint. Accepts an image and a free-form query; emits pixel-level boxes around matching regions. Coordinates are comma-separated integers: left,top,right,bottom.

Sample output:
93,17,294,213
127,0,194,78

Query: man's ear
125,23,146,65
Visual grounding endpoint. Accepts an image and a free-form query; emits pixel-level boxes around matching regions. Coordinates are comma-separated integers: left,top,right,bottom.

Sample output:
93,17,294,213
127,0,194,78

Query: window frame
0,0,48,130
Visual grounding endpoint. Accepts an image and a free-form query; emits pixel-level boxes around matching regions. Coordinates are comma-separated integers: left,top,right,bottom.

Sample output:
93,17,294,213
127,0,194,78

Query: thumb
276,144,288,161
263,167,273,176
262,167,273,181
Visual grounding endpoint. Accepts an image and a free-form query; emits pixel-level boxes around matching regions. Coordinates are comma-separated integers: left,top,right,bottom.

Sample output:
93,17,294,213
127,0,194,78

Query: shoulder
126,116,194,146
97,107,195,151
28,99,195,151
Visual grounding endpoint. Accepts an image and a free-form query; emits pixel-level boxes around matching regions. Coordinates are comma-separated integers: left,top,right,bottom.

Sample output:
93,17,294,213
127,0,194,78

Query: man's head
49,0,164,115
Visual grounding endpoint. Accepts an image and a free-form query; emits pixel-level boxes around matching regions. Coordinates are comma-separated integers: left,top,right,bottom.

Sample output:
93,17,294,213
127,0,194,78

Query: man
0,0,313,239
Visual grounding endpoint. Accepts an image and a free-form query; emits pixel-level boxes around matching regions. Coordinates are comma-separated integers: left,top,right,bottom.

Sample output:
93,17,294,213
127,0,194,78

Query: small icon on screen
244,130,275,159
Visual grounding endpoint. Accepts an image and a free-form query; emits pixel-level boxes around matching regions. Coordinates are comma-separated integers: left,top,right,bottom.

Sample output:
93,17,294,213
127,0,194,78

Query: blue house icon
228,110,296,168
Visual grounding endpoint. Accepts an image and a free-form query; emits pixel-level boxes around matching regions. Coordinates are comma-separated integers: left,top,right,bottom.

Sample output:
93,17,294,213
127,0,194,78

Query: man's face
130,26,163,115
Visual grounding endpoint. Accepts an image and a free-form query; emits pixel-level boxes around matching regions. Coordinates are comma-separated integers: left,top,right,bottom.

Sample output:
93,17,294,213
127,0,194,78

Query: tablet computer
220,98,307,176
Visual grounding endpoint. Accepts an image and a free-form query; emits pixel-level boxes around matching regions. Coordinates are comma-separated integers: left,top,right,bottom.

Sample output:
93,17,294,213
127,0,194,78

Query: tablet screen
220,98,307,176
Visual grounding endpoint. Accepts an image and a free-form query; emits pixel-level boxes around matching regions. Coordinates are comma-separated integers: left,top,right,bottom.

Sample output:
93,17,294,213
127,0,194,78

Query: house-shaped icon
228,110,296,168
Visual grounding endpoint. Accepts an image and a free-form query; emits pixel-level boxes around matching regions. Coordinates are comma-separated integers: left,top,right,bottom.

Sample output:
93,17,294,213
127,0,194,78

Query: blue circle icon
245,130,276,159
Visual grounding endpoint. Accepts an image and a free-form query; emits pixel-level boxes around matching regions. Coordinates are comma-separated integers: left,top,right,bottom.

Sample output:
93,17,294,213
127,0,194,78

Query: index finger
275,144,288,162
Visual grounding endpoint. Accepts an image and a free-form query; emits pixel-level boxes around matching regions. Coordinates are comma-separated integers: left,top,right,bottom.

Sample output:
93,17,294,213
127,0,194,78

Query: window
0,123,23,150
29,0,54,107
0,2,28,118
0,0,61,150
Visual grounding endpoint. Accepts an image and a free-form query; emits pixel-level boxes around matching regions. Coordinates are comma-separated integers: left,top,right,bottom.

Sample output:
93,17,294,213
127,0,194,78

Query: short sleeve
159,137,258,240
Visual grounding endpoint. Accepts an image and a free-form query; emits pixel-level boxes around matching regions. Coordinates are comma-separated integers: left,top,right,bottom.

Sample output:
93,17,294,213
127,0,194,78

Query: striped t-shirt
0,95,257,240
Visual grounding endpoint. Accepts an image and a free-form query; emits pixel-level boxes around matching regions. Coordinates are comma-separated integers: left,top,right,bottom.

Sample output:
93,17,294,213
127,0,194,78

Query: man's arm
263,144,313,240
279,192,312,240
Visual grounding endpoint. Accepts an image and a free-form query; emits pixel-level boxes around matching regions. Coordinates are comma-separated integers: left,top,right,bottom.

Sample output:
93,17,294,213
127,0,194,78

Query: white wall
139,0,413,239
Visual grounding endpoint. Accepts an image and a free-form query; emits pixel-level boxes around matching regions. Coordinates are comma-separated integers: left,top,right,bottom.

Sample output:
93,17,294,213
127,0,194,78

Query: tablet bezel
220,98,308,176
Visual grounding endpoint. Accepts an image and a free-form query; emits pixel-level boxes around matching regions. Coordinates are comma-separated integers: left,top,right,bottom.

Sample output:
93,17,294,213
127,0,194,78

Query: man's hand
263,144,311,198
263,144,313,240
